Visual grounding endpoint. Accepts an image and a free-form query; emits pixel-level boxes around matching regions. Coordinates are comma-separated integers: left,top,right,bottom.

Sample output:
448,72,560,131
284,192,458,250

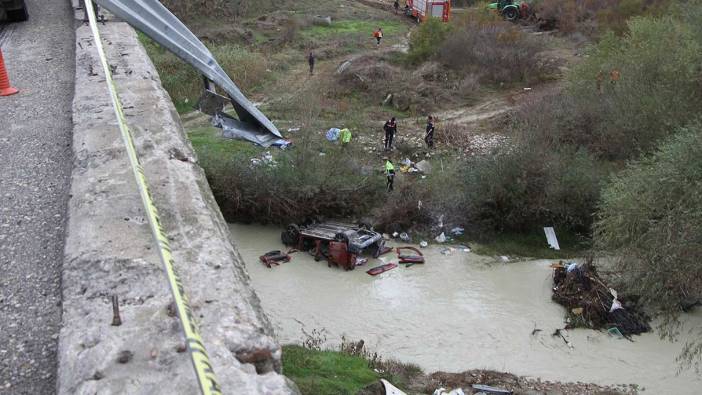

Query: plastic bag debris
456,245,471,252
450,227,465,236
250,151,277,167
433,388,465,395
312,15,332,26
610,299,623,312
400,232,411,242
608,327,624,338
326,128,341,141
500,256,510,262
471,384,512,394
416,160,432,174
435,232,447,243
419,241,428,248
381,379,407,395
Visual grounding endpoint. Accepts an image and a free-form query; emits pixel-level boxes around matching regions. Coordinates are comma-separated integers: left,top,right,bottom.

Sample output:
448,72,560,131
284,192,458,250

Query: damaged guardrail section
58,7,298,395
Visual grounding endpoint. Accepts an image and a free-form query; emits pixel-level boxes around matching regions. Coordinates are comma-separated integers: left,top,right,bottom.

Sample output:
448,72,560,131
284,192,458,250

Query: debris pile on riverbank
358,369,635,395
551,261,650,336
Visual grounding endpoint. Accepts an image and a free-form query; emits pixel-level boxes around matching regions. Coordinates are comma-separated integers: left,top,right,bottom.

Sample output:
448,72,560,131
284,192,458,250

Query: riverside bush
463,140,605,233
595,124,702,368
373,161,468,234
199,145,385,224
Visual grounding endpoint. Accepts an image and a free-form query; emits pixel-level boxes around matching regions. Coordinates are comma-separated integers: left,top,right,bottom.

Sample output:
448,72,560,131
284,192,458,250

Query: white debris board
544,227,560,250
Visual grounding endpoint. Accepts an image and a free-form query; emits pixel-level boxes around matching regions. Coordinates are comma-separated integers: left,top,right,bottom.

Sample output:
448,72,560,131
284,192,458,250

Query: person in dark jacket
425,115,435,149
308,52,316,76
383,117,397,151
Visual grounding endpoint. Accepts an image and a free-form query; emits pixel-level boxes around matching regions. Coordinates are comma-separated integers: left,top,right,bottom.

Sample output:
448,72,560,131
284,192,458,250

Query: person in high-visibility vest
340,127,352,147
384,157,395,192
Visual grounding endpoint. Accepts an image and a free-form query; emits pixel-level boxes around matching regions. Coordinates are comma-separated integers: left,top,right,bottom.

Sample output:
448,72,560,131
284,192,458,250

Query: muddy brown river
230,224,702,393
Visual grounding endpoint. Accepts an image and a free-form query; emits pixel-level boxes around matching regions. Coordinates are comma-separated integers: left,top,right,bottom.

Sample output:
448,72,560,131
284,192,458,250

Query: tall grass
140,34,268,112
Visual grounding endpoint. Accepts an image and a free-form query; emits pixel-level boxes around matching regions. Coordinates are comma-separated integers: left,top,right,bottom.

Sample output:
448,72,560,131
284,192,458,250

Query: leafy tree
567,16,702,160
595,124,702,370
407,18,452,64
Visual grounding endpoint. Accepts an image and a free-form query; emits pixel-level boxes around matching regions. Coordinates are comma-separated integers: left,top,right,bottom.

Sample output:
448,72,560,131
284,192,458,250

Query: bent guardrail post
94,0,282,139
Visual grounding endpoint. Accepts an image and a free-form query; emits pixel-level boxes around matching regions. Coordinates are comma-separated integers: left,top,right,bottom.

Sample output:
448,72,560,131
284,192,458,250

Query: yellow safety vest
385,160,395,174
340,128,352,143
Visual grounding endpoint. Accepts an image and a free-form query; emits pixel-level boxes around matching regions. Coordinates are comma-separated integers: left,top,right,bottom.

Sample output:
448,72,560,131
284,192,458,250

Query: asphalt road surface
0,1,75,394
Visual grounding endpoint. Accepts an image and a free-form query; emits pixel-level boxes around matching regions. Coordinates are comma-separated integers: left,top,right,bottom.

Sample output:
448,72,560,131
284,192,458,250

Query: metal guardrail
94,0,282,139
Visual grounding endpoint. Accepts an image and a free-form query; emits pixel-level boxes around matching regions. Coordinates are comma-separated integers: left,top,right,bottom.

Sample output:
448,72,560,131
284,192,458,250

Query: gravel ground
0,1,75,394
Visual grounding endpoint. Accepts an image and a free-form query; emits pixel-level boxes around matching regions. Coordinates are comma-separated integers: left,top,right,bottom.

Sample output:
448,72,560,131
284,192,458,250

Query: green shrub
141,36,268,112
463,140,606,233
282,345,379,395
406,18,452,64
567,16,702,159
161,0,284,20
595,124,702,368
200,142,385,225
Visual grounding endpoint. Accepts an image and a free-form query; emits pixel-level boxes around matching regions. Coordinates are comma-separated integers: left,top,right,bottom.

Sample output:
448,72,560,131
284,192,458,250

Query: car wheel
503,7,518,21
371,243,382,259
282,224,300,245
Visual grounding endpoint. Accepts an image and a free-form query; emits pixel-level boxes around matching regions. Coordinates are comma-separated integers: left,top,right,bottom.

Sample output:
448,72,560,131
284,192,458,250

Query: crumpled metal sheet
94,0,282,141
212,112,290,148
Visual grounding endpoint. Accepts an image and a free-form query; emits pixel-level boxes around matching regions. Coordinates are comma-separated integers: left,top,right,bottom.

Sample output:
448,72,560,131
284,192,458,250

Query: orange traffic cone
0,48,19,97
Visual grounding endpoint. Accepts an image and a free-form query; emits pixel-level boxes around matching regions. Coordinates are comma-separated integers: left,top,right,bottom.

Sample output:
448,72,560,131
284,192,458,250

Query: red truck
405,0,451,23
281,222,385,271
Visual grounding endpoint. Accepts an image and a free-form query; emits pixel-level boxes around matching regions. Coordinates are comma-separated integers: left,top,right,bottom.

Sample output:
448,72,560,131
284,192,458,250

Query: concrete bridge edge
57,15,299,395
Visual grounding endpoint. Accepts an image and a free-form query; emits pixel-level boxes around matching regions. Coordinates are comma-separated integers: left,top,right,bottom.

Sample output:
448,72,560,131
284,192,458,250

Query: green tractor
488,0,528,22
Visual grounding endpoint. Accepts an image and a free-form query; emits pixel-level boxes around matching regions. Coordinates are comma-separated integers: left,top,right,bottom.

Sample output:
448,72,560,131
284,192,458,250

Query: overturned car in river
281,222,386,271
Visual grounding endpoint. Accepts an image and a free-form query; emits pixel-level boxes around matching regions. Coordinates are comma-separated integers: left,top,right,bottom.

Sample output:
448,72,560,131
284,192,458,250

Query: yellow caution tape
85,1,222,394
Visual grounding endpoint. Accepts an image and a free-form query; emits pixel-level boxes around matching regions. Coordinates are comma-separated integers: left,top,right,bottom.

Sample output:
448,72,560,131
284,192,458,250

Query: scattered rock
116,350,134,364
